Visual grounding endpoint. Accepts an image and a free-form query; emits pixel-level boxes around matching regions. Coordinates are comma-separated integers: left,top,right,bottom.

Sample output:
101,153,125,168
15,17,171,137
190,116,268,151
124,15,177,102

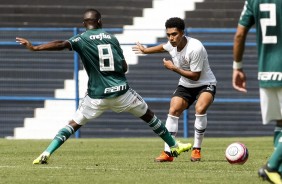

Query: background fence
0,27,272,139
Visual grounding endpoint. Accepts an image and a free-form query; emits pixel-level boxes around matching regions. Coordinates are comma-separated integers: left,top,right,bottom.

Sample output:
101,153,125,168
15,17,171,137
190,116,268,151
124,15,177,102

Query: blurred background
0,0,272,139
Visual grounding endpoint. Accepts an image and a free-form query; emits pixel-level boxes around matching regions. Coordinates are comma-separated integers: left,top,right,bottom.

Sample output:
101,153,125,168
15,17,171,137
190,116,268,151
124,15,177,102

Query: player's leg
33,120,82,164
33,95,104,164
140,109,176,147
140,108,191,157
191,85,215,162
156,114,179,162
121,89,192,157
274,121,282,148
258,88,282,183
155,96,188,162
274,121,282,177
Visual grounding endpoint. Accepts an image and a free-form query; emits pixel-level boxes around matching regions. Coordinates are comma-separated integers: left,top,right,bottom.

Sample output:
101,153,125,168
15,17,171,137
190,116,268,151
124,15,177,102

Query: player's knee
68,120,82,131
276,120,282,127
169,107,183,116
195,105,207,114
140,108,154,123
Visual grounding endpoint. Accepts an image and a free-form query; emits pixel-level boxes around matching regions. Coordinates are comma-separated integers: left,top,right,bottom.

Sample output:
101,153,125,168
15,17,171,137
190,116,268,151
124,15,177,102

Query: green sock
268,131,282,170
45,125,75,155
279,163,282,174
148,115,176,147
274,127,282,173
274,126,282,147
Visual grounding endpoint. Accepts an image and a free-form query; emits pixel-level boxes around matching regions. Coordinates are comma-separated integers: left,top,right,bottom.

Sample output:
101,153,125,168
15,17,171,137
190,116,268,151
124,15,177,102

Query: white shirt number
260,4,277,44
98,44,115,71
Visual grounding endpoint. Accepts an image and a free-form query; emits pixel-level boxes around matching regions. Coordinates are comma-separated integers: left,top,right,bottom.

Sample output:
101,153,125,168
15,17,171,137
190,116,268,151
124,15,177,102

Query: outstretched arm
232,25,249,93
132,42,166,54
16,37,71,51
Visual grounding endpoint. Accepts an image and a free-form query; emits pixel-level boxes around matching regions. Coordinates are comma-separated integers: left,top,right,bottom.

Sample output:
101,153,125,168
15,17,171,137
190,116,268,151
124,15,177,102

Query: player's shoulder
163,41,174,52
187,37,205,50
188,37,202,44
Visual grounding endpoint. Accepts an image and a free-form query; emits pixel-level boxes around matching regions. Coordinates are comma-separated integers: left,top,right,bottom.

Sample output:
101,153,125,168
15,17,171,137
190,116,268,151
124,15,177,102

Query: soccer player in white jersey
233,0,282,183
16,9,192,164
133,17,217,162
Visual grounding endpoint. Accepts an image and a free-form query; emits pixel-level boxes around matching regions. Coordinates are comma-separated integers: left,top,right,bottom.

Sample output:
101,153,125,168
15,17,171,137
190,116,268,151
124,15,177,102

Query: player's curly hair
165,17,185,31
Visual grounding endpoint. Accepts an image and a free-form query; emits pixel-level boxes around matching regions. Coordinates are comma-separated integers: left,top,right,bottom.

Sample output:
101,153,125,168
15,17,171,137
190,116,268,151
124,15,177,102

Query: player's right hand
232,69,247,93
16,37,34,51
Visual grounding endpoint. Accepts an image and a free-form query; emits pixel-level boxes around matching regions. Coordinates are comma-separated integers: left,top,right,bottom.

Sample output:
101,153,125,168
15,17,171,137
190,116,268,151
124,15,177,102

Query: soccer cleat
170,142,192,157
154,151,174,162
191,148,201,162
258,165,282,184
33,153,51,164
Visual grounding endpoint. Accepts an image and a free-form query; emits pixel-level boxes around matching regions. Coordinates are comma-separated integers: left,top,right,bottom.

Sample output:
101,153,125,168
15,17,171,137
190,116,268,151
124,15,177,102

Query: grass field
0,137,274,184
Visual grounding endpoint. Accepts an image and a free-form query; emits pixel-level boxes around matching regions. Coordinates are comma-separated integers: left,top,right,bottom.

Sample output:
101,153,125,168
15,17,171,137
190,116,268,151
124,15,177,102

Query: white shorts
72,88,148,125
260,88,282,125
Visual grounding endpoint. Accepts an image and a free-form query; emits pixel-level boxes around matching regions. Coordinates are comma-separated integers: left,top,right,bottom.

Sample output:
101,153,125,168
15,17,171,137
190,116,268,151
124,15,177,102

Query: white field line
0,165,62,169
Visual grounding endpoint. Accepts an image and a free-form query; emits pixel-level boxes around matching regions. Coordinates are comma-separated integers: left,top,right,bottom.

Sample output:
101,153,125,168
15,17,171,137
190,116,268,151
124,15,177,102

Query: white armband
233,61,243,69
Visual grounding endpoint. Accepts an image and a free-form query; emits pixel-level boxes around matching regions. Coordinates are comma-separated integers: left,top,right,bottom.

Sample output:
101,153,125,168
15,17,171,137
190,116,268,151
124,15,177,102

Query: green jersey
68,29,129,98
239,0,282,87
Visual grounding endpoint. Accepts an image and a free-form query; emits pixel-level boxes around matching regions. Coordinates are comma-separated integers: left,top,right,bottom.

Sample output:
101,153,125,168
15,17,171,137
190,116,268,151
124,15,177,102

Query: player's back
240,0,282,87
68,29,128,98
72,29,125,73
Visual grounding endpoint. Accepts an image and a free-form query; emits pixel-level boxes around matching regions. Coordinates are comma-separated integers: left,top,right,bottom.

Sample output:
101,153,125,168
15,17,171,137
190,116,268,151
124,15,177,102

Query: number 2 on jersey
260,3,277,44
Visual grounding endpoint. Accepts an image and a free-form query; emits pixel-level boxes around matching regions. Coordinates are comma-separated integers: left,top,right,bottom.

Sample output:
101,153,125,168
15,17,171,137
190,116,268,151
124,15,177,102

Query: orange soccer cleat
190,148,201,162
154,151,174,162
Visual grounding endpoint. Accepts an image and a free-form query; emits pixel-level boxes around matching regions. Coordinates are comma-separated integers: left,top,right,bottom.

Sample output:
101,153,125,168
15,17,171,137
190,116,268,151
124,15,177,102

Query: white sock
193,114,207,148
164,114,179,152
42,151,50,156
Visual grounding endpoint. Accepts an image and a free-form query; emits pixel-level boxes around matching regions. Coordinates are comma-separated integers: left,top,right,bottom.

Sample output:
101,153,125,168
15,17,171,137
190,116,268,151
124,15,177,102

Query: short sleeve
163,41,173,52
239,0,255,28
67,35,82,51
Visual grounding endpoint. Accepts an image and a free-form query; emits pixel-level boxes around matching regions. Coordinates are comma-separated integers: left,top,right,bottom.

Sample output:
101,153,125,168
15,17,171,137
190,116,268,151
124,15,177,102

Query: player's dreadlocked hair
165,17,185,31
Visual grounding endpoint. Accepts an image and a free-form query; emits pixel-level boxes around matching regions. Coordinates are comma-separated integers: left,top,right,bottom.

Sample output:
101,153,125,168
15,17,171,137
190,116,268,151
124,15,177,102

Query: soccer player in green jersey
16,9,192,164
233,0,282,183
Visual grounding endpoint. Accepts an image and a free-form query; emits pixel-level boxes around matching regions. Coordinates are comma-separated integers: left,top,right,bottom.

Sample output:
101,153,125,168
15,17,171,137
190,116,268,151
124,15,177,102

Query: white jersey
163,36,217,88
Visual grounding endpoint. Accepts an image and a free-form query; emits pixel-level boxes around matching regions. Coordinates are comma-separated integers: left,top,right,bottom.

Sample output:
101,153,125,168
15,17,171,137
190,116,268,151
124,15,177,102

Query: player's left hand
163,58,176,71
16,37,34,51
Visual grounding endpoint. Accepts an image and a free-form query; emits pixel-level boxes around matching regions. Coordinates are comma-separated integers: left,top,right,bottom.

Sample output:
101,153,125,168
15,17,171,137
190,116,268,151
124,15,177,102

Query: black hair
165,17,185,31
84,9,101,20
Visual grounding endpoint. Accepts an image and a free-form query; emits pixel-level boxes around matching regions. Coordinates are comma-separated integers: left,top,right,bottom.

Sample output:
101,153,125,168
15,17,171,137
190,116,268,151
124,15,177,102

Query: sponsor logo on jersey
104,84,127,94
90,33,111,40
258,72,282,81
72,37,81,42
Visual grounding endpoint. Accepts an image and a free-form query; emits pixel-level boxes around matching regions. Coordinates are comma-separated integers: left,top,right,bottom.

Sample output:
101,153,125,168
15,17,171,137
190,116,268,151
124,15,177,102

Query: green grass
0,137,273,184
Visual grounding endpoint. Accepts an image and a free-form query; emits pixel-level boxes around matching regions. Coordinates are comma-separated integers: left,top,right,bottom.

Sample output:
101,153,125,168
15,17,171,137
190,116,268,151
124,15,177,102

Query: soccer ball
225,142,249,165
